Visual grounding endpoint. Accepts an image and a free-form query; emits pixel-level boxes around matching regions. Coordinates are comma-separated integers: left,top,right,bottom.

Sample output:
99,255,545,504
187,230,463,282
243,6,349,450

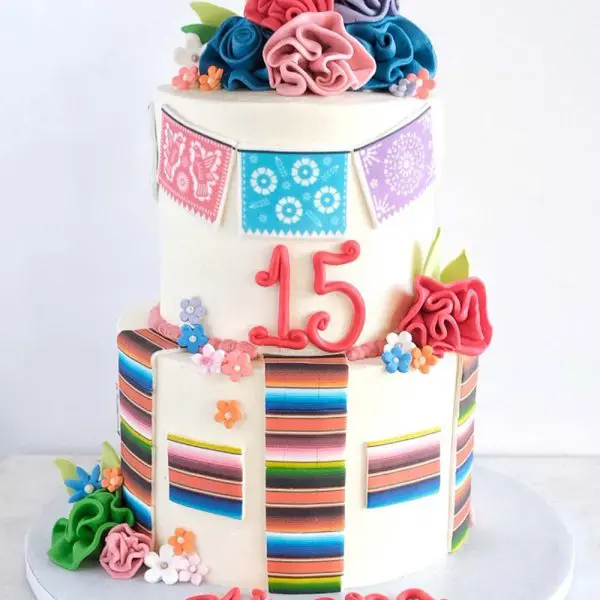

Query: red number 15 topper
248,241,366,353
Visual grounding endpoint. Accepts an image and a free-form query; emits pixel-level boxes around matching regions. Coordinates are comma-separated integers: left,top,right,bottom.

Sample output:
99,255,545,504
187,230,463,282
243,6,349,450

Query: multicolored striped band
264,354,349,595
366,427,442,509
117,328,178,539
451,356,478,552
167,434,243,520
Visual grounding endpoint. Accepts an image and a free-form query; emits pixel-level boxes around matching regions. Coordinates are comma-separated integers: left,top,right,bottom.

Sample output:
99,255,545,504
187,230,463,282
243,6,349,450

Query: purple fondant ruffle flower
334,0,399,24
180,297,206,325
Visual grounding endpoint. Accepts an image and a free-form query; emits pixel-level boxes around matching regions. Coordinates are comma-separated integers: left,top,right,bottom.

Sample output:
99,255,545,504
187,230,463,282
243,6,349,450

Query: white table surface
2,455,597,599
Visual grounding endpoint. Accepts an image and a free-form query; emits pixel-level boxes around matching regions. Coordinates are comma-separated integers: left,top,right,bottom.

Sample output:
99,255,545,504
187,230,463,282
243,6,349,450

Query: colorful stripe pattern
366,427,442,509
264,354,349,595
167,434,243,520
451,356,478,552
118,328,178,538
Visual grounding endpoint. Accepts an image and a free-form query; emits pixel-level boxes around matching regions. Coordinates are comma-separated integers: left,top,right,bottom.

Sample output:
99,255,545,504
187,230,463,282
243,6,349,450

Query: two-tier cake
45,2,492,598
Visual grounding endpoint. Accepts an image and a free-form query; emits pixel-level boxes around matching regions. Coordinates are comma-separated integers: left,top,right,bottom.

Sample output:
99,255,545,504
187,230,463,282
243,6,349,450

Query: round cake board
25,467,574,600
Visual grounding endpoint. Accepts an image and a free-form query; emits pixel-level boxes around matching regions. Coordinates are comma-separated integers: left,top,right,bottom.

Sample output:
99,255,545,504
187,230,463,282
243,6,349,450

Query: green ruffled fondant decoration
48,489,135,570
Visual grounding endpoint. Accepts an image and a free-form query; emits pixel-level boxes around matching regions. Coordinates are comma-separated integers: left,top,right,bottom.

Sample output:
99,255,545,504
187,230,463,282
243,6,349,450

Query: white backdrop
0,0,598,455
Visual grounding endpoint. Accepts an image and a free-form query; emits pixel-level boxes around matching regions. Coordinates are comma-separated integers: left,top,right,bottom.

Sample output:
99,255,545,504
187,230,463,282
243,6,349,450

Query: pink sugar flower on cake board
177,553,209,585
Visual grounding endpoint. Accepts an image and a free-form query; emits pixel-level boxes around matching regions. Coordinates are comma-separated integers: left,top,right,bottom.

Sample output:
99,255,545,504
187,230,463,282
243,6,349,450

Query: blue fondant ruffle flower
199,17,271,91
347,16,437,90
64,465,102,503
381,345,412,374
180,297,206,325
178,324,209,353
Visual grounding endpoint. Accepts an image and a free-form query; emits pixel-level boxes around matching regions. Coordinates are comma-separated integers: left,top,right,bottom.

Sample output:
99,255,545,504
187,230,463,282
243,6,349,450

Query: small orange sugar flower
199,66,224,91
101,467,123,493
215,400,242,429
168,527,196,555
411,346,438,374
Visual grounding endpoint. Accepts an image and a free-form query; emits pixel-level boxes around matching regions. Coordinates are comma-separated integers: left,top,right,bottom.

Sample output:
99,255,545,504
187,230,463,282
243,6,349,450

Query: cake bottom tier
117,307,475,593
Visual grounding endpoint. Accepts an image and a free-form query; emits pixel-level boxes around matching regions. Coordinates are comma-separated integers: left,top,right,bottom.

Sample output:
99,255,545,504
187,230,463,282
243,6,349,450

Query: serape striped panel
366,427,441,509
117,328,178,538
264,354,348,595
451,356,478,552
167,434,243,520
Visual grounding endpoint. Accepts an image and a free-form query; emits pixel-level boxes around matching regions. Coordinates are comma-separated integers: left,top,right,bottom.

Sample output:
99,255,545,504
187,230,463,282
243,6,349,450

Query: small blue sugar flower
381,345,412,374
64,464,102,503
178,323,209,353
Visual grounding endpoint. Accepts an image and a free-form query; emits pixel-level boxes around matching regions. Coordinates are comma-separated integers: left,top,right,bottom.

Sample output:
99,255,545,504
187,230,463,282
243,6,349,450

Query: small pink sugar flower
222,350,253,382
191,343,226,374
172,66,199,90
177,553,209,586
406,69,436,99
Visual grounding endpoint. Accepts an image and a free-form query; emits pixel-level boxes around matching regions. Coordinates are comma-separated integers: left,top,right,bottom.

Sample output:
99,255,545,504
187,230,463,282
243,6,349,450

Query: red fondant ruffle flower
245,0,333,31
398,276,492,358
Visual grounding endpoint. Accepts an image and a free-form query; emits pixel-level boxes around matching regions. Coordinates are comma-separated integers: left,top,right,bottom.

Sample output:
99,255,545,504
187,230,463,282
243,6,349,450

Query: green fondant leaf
181,23,219,43
54,459,78,495
48,490,134,571
100,441,120,472
440,250,470,283
422,226,441,278
411,241,424,281
190,2,237,26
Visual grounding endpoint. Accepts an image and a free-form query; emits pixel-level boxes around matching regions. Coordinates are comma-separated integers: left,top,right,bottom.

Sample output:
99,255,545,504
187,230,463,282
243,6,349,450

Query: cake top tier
170,1,437,97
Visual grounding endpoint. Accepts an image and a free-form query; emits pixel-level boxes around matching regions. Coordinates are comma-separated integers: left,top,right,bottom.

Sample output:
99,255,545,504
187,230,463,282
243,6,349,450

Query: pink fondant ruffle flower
245,0,333,31
99,524,152,580
172,66,200,90
398,276,493,358
222,350,253,382
263,11,376,96
191,343,226,374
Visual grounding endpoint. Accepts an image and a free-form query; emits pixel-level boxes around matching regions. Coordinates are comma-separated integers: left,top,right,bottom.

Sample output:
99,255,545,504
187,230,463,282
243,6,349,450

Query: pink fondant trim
150,305,388,362
148,305,260,359
347,340,385,361
149,305,181,342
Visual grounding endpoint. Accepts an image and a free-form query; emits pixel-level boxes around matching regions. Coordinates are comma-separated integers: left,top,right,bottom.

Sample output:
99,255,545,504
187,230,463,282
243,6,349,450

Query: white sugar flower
174,33,203,68
384,330,415,353
144,544,186,585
